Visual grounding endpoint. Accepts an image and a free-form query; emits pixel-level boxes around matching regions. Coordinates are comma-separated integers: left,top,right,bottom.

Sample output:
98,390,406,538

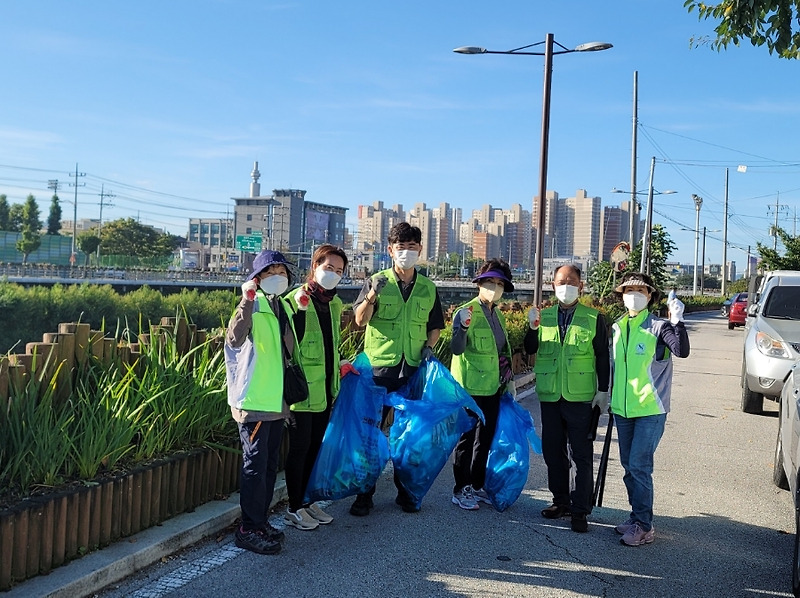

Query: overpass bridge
0,264,551,306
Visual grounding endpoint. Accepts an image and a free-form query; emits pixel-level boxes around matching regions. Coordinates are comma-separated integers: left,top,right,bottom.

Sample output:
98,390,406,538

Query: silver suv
741,271,800,413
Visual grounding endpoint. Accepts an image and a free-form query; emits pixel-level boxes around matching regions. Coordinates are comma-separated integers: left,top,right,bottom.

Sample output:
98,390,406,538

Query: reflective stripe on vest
450,297,510,396
533,303,599,402
364,269,436,367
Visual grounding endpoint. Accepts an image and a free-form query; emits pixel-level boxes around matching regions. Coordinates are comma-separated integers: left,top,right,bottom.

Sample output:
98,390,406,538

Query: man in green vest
349,222,445,516
524,264,610,533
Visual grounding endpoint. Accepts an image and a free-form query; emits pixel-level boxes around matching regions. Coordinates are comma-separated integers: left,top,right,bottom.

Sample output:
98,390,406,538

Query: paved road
96,312,795,598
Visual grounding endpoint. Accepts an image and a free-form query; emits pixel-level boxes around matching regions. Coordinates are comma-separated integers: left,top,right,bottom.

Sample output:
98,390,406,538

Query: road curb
6,476,287,598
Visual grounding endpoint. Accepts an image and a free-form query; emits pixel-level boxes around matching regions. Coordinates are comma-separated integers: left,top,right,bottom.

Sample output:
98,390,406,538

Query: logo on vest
636,343,646,355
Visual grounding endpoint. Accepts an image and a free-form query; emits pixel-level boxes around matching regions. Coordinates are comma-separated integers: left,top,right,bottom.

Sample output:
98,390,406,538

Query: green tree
99,218,180,258
47,194,62,235
15,194,42,262
755,226,800,269
0,194,9,230
587,261,617,299
685,0,800,59
8,203,24,232
77,230,101,266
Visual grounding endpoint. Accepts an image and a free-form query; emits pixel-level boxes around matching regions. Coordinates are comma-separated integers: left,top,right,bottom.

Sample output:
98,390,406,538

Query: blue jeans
615,413,666,531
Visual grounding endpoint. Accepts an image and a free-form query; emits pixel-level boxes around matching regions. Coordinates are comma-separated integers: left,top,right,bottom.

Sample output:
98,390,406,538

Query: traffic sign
236,234,262,252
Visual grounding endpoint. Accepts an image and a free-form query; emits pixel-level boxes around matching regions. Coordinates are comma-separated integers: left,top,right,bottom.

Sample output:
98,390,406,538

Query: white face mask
555,284,579,305
623,291,649,313
479,282,503,304
259,275,288,296
393,249,418,270
314,266,342,290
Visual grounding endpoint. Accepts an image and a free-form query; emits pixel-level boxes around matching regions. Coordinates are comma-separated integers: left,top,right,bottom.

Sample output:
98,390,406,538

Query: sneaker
349,494,374,517
284,508,319,531
615,516,636,535
235,526,281,555
570,513,588,533
472,487,492,505
452,486,479,510
395,494,420,513
541,503,571,519
260,521,285,542
620,522,655,546
306,503,333,525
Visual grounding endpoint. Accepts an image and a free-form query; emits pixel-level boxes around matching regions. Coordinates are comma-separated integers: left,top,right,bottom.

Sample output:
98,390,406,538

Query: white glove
528,307,540,330
591,391,609,413
241,280,257,301
453,306,473,329
507,379,517,399
668,298,685,325
294,285,310,311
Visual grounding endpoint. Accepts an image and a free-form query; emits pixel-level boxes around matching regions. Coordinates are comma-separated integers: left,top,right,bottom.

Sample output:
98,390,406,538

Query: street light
681,225,721,294
610,182,676,260
454,35,612,306
692,194,703,295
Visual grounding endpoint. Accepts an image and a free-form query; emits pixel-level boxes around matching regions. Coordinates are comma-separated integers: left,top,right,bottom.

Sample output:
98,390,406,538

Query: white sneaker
472,487,492,505
284,508,319,530
452,485,479,510
306,502,333,525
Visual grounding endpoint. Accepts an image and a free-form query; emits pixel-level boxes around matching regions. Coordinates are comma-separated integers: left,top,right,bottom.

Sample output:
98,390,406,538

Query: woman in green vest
225,250,298,556
284,244,349,532
449,259,515,510
610,272,689,547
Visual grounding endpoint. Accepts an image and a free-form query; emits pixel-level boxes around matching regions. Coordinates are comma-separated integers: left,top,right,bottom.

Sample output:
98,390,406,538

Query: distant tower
250,161,261,198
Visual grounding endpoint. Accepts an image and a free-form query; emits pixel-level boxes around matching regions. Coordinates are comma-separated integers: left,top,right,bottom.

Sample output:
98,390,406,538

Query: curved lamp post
454,36,612,306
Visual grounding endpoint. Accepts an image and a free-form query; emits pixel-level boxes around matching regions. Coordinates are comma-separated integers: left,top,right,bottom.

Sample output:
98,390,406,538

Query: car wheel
721,306,729,317
774,403,790,489
793,498,800,597
741,359,763,414
728,321,735,330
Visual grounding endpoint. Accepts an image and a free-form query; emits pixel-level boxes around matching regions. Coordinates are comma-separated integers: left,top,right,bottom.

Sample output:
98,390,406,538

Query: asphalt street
37,312,800,597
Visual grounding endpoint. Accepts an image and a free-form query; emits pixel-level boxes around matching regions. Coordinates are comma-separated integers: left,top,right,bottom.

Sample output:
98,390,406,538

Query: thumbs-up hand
453,306,473,330
528,307,540,330
241,280,257,302
294,286,310,311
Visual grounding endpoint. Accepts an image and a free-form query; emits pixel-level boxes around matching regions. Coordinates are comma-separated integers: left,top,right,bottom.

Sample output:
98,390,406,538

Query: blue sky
2,1,799,268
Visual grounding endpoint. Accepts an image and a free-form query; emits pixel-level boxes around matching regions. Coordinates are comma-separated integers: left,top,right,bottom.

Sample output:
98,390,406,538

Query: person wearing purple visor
449,258,515,510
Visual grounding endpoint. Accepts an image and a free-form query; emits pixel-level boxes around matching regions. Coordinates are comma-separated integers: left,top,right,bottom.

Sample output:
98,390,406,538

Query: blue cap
247,250,293,284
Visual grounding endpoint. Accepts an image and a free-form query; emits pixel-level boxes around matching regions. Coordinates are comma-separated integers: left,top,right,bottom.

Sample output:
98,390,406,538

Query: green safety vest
611,310,670,417
363,269,436,368
288,286,342,412
233,293,297,413
533,303,599,402
450,297,511,396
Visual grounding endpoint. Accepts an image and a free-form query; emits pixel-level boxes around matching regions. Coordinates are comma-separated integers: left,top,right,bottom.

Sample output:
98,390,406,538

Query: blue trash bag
483,392,542,512
304,352,389,502
387,356,485,510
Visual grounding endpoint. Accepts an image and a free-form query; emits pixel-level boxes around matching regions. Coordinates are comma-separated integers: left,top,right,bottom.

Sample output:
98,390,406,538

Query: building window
246,214,252,221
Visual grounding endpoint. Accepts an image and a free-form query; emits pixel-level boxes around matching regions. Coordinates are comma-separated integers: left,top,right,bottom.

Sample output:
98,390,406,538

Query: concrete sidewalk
7,371,536,598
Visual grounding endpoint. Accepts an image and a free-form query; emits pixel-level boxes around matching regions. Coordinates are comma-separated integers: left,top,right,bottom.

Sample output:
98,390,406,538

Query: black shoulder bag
276,300,309,405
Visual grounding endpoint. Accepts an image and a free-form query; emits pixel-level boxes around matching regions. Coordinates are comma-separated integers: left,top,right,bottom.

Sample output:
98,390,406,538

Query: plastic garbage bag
387,356,484,509
304,352,389,502
483,391,542,512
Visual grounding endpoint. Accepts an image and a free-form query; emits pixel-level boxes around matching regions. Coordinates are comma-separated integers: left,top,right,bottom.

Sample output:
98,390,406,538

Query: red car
728,292,749,329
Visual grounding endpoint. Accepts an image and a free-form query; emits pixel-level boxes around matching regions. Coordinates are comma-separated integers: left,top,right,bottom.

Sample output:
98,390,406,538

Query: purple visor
472,269,514,292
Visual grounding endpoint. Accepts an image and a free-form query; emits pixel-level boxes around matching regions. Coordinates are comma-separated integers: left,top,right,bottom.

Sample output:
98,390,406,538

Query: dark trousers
539,399,594,515
237,419,285,530
452,390,501,493
285,408,330,511
357,375,412,503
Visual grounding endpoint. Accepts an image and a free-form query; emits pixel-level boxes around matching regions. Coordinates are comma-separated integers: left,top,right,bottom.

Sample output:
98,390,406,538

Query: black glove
372,274,388,295
421,346,435,361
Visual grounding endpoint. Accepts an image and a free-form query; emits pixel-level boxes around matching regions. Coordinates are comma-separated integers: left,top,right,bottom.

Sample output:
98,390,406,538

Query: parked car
727,292,748,329
721,294,736,317
774,359,800,596
741,272,800,413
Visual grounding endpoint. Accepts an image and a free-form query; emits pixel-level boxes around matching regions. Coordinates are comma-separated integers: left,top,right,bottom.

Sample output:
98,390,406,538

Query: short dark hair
388,222,422,245
553,264,582,279
307,244,349,282
477,258,512,280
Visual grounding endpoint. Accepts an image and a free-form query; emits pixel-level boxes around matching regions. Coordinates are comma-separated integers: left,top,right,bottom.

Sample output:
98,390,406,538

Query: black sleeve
593,314,611,392
292,309,307,343
660,321,690,358
524,326,539,355
426,290,446,332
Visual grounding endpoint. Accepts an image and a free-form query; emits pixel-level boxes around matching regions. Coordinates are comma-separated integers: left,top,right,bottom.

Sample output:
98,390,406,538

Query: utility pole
97,184,115,261
629,70,638,246
768,192,790,251
721,168,729,296
47,179,61,196
68,163,86,267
